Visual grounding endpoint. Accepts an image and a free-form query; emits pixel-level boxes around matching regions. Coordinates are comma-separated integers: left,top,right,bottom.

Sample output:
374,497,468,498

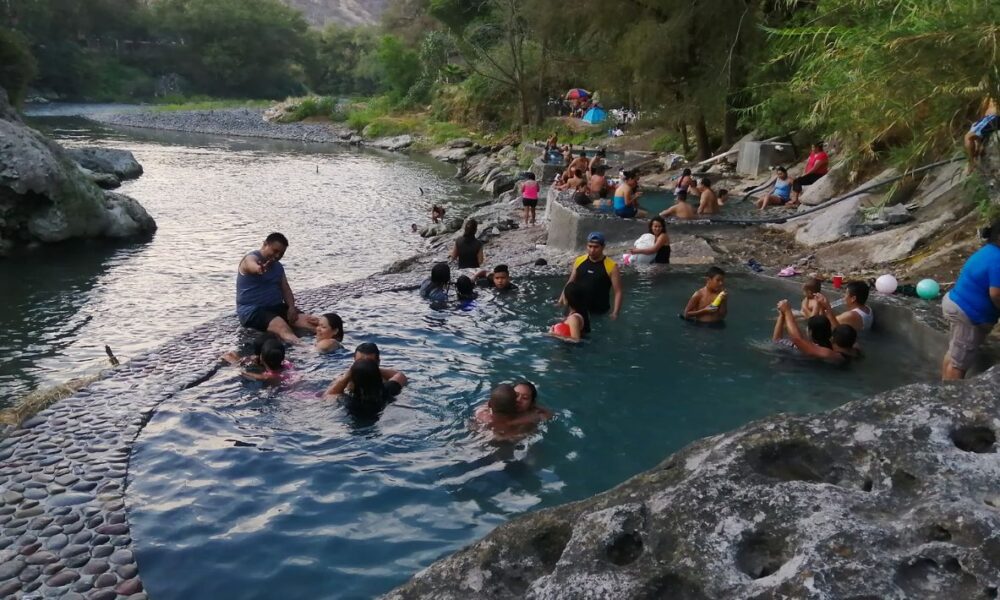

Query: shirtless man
564,148,590,180
588,165,609,198
695,177,720,215
660,190,697,220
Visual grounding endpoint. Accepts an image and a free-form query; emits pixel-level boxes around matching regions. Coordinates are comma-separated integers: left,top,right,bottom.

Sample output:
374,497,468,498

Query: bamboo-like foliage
759,0,1000,165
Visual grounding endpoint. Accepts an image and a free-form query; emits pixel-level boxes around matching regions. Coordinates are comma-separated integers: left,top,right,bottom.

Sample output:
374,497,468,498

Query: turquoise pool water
128,273,933,599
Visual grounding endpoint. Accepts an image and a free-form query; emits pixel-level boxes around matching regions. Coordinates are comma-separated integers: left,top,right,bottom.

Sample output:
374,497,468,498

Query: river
1,109,483,404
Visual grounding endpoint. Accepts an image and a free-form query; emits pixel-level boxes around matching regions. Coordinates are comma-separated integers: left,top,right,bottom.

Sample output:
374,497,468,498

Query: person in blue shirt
942,219,1000,379
235,232,318,344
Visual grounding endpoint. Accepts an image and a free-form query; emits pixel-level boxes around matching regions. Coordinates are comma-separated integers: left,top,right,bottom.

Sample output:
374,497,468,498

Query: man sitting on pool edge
476,264,518,292
236,232,318,344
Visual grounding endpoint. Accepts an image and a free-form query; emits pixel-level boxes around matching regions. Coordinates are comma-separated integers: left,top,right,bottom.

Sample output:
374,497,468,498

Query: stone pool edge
0,265,983,599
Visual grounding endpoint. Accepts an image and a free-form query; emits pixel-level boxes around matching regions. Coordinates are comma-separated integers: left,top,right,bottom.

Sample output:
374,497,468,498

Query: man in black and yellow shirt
562,232,624,318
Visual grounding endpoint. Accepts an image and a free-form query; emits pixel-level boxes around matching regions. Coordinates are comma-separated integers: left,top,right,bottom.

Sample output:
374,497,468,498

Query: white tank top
852,307,874,332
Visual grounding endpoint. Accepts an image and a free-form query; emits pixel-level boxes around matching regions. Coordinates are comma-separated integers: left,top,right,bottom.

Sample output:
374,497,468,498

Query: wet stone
57,512,81,525
0,506,15,515
42,561,63,575
25,551,59,565
87,516,104,529
83,507,101,517
46,534,68,551
54,475,78,487
116,577,143,595
72,531,92,544
95,523,127,536
39,456,63,467
19,564,42,582
109,535,131,547
92,545,114,558
89,589,116,600
2,491,23,504
107,512,126,525
23,578,42,592
41,525,64,537
22,488,47,501
0,580,20,596
0,557,25,579
23,481,48,489
20,541,42,555
0,514,12,526
116,564,137,579
60,544,89,558
47,486,66,495
74,479,99,488
82,559,108,575
15,506,44,518
46,569,79,587
62,593,85,600
63,555,88,569
109,549,133,565
7,518,28,529
32,473,55,484
92,534,110,545
21,416,46,428
72,578,92,592
49,493,91,507
29,517,54,530
50,506,71,516
104,501,125,513
61,521,84,535
93,572,117,588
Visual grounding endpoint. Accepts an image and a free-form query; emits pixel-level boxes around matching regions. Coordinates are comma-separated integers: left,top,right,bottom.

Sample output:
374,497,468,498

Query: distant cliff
281,0,388,27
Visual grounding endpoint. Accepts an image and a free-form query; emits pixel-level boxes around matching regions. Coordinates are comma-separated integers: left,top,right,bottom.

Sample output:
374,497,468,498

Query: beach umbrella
565,88,591,100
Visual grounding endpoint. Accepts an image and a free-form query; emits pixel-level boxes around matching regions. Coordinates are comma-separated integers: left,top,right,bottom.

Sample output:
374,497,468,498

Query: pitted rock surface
384,367,1000,600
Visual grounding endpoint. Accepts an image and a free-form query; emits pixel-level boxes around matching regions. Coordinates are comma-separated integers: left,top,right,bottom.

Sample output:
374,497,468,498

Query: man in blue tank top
236,232,317,344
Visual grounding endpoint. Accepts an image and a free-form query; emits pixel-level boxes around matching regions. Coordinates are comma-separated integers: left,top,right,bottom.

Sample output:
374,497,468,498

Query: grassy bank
151,96,273,112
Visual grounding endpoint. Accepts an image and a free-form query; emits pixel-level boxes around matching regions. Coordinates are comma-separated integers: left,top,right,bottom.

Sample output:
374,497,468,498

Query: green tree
0,28,37,105
761,0,1000,165
155,0,312,97
376,34,421,101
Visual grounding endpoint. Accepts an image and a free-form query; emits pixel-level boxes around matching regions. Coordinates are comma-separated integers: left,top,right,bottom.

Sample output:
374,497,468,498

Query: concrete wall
546,189,648,251
531,157,564,184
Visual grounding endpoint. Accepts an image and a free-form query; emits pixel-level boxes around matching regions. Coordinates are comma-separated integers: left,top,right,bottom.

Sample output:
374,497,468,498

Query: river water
1,111,482,403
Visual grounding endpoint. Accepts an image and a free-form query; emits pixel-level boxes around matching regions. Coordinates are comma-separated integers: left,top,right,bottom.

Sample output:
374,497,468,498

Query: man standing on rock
236,232,317,344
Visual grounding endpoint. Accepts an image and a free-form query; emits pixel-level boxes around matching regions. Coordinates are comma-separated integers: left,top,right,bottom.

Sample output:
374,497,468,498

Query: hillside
282,0,387,27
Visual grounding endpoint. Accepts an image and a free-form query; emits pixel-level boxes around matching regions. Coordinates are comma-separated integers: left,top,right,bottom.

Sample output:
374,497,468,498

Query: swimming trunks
614,206,638,218
242,303,290,331
572,255,616,313
970,114,999,137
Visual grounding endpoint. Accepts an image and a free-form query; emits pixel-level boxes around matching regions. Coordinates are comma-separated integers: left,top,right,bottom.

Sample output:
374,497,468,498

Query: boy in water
799,278,823,318
683,266,728,323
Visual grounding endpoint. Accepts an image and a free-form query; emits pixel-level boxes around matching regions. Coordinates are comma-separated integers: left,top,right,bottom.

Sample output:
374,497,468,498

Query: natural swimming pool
127,272,934,599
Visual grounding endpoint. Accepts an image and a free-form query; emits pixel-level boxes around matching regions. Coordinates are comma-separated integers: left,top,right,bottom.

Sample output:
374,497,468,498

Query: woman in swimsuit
628,216,672,264
552,280,590,341
613,170,647,219
315,313,344,353
674,168,693,196
756,167,793,209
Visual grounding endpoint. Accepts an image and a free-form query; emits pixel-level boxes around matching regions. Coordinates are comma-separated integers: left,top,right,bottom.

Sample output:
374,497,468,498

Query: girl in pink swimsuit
521,172,540,226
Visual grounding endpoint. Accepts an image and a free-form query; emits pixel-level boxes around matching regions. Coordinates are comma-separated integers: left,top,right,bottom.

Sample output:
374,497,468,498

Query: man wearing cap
561,232,623,319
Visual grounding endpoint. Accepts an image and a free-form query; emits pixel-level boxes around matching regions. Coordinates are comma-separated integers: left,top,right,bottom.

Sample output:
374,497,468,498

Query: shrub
0,28,38,106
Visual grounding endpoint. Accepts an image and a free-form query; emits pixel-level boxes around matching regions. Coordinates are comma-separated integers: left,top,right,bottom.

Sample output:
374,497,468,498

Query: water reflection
0,116,484,402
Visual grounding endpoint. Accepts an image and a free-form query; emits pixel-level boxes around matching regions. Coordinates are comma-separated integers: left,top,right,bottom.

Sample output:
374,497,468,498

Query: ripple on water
0,118,484,401
127,276,935,599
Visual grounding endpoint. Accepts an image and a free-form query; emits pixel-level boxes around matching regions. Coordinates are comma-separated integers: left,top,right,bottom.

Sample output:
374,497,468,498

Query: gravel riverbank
90,108,354,144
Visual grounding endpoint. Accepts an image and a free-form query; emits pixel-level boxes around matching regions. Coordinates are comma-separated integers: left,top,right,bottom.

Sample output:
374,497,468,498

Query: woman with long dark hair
450,219,485,269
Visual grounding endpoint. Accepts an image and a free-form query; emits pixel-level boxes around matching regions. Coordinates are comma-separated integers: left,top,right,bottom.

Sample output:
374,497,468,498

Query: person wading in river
236,232,318,344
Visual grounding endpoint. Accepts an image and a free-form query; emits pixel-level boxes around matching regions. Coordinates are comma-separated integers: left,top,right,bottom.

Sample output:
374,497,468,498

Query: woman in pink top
520,172,540,226
790,142,829,206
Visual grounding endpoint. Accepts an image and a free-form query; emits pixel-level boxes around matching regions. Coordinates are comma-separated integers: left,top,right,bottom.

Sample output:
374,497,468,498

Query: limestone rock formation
66,147,143,180
0,87,156,255
385,367,1000,600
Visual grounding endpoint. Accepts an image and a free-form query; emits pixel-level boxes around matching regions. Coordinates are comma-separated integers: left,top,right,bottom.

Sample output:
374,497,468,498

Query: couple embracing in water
474,382,553,441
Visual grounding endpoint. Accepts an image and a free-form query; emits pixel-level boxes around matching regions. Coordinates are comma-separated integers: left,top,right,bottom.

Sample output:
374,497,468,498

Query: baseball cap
587,232,606,246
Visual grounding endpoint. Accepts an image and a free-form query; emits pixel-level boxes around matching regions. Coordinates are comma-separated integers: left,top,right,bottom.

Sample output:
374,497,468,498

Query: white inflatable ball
875,274,898,294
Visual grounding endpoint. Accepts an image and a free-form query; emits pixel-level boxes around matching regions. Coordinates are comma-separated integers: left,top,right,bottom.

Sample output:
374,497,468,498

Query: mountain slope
282,0,388,27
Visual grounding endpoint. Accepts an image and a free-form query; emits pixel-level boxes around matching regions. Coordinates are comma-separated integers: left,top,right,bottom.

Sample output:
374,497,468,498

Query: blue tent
582,107,606,124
